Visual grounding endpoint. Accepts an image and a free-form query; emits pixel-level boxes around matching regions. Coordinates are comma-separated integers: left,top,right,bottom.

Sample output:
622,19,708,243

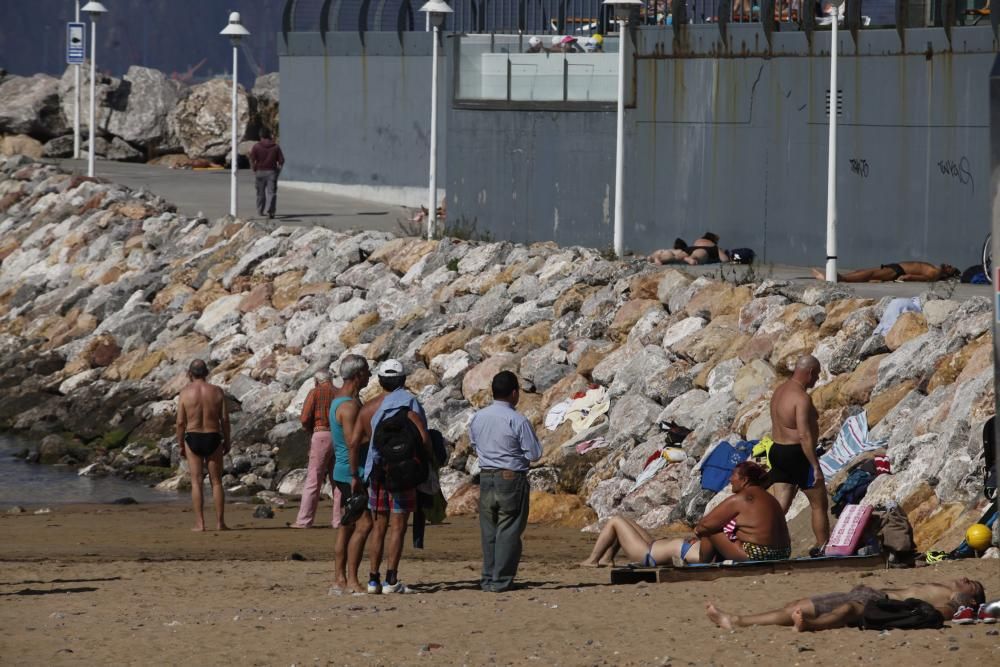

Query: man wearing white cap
352,358,431,594
526,35,543,53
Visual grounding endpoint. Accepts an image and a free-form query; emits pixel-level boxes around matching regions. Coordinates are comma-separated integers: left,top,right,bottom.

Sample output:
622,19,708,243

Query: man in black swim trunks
176,359,231,531
811,261,960,283
768,355,829,554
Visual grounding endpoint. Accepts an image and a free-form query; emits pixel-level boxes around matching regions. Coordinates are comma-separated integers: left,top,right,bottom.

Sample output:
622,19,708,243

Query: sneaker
978,603,999,624
382,581,411,594
952,605,977,624
366,580,382,595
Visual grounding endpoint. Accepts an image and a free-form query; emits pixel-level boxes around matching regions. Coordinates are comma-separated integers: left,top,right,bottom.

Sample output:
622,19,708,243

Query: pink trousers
291,431,340,528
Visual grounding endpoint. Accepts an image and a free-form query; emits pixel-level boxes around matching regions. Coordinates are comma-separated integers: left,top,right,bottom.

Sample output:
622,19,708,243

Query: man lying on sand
580,462,789,567
811,261,960,283
706,577,986,632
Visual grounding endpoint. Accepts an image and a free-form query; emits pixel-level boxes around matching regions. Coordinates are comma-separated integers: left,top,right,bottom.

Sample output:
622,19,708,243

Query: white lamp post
81,1,107,178
825,2,842,282
419,1,453,240
603,0,641,259
74,0,82,160
220,12,250,218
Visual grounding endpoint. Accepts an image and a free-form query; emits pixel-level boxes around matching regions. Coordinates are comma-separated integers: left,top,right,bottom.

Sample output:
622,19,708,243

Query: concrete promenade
47,159,993,303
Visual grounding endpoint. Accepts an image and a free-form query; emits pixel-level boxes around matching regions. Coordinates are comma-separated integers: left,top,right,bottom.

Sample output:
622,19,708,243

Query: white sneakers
382,581,412,594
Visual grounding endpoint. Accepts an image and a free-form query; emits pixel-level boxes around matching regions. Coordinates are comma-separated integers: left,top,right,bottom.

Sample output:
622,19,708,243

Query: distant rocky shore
0,155,993,550
0,65,277,167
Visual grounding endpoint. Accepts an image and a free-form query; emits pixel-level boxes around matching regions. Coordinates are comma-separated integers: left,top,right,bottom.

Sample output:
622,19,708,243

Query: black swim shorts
767,442,815,488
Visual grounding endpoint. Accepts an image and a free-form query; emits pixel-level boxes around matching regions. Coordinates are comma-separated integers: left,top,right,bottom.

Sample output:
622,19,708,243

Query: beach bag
877,506,916,557
984,417,997,501
728,248,756,265
860,598,944,630
826,504,873,556
372,407,428,492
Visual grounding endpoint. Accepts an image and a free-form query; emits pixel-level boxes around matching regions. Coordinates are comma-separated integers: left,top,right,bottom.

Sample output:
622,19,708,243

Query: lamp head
602,0,642,22
220,11,251,40
81,1,108,16
418,0,454,28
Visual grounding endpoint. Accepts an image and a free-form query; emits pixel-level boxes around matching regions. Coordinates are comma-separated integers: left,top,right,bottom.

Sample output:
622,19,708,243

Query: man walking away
768,354,830,555
357,359,432,594
249,128,284,219
470,371,542,592
290,370,337,529
176,359,230,531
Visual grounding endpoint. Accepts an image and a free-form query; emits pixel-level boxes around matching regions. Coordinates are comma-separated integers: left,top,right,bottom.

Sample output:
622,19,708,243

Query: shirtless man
811,261,960,283
176,359,230,531
768,355,829,553
706,577,986,631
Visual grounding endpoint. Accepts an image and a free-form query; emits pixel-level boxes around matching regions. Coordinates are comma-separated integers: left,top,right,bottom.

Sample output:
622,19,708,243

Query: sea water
0,435,179,505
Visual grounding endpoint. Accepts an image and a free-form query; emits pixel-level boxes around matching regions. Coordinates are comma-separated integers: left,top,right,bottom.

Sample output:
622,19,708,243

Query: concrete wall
278,32,446,206
448,25,998,268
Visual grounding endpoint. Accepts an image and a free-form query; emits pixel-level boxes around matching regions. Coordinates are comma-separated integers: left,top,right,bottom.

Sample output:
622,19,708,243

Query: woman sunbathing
648,232,730,266
811,261,960,283
579,461,790,567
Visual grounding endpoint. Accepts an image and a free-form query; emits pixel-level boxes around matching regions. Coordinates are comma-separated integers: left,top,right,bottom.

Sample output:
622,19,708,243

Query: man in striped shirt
290,370,338,528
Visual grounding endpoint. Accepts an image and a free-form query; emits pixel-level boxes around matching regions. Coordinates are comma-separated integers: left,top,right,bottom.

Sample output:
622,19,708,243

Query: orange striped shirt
300,382,336,431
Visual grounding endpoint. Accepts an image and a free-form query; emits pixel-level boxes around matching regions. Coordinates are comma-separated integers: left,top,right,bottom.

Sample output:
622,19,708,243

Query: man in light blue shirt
469,370,542,592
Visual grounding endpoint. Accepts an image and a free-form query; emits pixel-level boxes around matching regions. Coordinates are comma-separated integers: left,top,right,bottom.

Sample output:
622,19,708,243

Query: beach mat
609,552,887,584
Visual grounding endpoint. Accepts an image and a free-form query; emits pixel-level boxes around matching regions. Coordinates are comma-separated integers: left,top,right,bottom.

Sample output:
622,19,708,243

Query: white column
612,21,627,258
824,6,839,282
73,0,81,159
87,17,97,177
230,43,238,217
427,25,440,240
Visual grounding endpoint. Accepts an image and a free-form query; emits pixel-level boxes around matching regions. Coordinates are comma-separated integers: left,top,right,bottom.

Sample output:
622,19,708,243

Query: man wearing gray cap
470,371,542,592
352,359,431,594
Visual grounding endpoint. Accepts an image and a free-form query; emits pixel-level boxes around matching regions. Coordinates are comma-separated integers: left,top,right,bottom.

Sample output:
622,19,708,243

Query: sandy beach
1,501,997,666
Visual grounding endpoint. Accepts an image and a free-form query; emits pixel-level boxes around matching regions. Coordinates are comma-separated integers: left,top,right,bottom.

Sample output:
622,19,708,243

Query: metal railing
281,0,995,34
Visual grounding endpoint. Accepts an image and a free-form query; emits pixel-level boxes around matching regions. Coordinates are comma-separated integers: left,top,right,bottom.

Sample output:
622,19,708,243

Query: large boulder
0,74,67,139
0,135,43,159
105,66,182,151
58,66,116,135
168,78,250,160
251,73,279,138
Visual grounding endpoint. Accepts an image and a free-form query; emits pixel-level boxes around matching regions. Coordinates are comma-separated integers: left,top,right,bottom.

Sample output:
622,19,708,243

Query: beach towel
564,386,611,434
700,440,754,492
819,412,887,478
629,456,667,493
545,399,572,431
873,297,921,336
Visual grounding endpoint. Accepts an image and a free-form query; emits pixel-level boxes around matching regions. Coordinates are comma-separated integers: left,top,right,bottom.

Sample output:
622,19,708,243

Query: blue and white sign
66,22,85,64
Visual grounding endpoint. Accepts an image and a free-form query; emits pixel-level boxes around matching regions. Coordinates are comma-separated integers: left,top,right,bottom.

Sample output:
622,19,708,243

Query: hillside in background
0,0,284,86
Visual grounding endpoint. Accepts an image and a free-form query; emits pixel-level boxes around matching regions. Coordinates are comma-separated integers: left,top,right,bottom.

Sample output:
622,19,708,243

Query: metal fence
280,0,991,34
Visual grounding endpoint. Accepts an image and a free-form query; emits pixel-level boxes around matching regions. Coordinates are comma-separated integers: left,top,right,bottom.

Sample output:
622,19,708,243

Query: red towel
874,456,891,475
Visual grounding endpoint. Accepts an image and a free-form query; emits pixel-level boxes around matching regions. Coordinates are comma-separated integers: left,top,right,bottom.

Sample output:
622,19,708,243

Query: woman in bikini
579,461,790,567
648,232,730,266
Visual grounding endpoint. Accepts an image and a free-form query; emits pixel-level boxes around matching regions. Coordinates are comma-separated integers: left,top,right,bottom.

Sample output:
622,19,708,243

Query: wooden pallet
610,552,888,584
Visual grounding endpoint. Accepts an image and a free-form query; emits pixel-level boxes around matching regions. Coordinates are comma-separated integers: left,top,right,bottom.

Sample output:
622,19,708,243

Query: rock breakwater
0,156,992,549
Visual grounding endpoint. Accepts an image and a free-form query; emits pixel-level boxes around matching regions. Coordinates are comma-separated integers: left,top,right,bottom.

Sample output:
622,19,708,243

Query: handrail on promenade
281,0,994,35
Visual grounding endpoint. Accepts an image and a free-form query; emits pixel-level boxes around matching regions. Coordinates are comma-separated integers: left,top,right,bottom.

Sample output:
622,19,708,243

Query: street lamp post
419,1,453,241
603,0,641,259
74,0,81,160
81,1,107,178
220,12,250,218
825,2,842,282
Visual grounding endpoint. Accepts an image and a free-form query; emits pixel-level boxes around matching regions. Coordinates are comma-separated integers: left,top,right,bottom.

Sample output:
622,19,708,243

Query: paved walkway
53,159,408,234
49,159,993,303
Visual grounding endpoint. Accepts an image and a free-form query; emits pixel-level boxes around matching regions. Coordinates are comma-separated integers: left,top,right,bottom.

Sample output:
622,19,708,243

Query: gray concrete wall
448,25,997,268
278,32,446,206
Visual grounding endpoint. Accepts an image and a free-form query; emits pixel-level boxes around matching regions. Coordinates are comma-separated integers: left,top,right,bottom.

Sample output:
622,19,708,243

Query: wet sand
1,501,997,665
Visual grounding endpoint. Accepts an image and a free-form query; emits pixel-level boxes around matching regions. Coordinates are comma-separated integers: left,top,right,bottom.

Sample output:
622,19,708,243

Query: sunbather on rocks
648,232,729,266
579,462,789,567
811,261,960,283
706,577,986,631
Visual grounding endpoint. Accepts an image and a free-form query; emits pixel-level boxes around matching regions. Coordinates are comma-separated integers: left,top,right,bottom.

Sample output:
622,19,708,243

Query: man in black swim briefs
767,355,830,555
176,359,231,531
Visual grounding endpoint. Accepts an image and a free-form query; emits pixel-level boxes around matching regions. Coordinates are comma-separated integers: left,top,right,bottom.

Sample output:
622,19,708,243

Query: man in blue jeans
469,371,542,592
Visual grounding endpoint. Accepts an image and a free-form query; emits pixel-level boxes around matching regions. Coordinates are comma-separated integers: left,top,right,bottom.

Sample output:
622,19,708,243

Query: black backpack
372,407,428,492
860,598,944,630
